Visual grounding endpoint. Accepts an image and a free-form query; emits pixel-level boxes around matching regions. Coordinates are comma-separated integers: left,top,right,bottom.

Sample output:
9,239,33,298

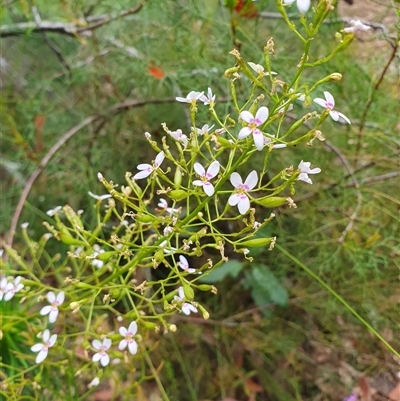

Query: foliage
1,0,399,400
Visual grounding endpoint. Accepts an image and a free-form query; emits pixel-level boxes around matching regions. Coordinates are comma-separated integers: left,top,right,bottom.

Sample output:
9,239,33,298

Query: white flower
0,277,13,301
157,198,179,214
283,0,311,13
297,160,321,184
118,321,138,355
40,291,65,323
163,226,173,236
193,124,214,136
97,172,103,181
289,89,306,102
31,329,57,364
228,171,258,214
238,107,269,151
313,91,351,124
343,19,371,33
248,62,277,76
193,161,220,196
4,276,24,301
21,222,29,229
177,255,196,274
263,135,287,149
160,240,177,254
88,191,112,201
199,87,216,105
46,206,62,216
169,129,188,148
133,151,165,180
91,244,105,268
88,377,100,388
174,286,198,315
92,338,112,367
176,91,204,104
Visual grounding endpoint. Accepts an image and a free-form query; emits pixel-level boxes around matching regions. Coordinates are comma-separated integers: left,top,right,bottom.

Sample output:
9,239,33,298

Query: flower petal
324,91,335,107
48,334,57,347
313,98,327,108
297,0,311,13
228,193,240,206
42,329,50,342
203,182,215,196
230,172,243,188
92,339,102,350
128,321,138,335
103,338,112,349
329,110,340,121
252,130,264,151
176,96,189,103
238,196,251,214
31,344,43,352
118,339,127,350
56,291,65,304
255,106,269,124
238,126,252,139
244,170,258,189
49,309,59,324
40,305,52,316
36,349,48,364
155,151,165,167
100,354,110,367
119,326,127,336
298,173,313,184
239,110,254,124
206,161,220,178
92,353,101,362
337,111,351,124
193,180,204,187
46,291,55,303
137,163,151,170
128,341,138,355
134,170,151,180
194,162,205,176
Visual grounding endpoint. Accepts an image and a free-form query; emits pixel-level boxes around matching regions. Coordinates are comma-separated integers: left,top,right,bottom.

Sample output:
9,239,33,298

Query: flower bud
174,167,182,187
237,237,273,248
168,189,189,201
182,283,194,300
169,324,177,332
329,73,342,82
198,304,210,320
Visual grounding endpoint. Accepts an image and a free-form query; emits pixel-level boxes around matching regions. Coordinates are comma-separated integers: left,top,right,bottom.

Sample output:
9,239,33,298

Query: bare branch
1,3,147,38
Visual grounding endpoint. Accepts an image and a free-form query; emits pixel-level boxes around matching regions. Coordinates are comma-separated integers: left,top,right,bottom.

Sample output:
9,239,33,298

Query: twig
259,12,391,35
5,98,176,253
344,171,400,188
354,41,399,166
32,6,71,74
1,3,147,38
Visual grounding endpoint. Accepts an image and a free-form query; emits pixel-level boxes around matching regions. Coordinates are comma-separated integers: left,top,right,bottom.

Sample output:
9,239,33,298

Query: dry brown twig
1,2,147,37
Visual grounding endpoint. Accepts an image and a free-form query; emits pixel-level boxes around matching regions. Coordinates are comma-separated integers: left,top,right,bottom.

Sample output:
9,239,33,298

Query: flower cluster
0,275,24,302
92,321,139,367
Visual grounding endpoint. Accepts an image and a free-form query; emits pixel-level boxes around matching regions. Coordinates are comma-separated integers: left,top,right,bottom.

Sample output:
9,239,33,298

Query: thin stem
276,243,400,358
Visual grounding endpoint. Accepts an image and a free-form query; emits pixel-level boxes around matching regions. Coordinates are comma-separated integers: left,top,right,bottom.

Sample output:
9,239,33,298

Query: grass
1,0,399,400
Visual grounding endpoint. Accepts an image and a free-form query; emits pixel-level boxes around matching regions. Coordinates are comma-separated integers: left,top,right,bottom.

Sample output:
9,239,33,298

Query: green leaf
245,264,288,307
199,260,244,283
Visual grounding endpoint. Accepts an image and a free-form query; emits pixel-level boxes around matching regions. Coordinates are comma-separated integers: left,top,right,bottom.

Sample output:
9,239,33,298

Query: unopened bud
329,73,342,82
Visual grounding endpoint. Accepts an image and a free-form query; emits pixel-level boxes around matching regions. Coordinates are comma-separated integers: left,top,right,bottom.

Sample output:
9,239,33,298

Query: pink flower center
326,101,334,109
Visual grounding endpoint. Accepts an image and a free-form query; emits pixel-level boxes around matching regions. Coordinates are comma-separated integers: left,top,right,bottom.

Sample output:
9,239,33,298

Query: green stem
276,243,400,358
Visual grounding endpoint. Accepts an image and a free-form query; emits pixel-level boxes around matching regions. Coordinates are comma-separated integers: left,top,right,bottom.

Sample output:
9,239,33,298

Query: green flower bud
237,237,273,248
169,189,189,201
